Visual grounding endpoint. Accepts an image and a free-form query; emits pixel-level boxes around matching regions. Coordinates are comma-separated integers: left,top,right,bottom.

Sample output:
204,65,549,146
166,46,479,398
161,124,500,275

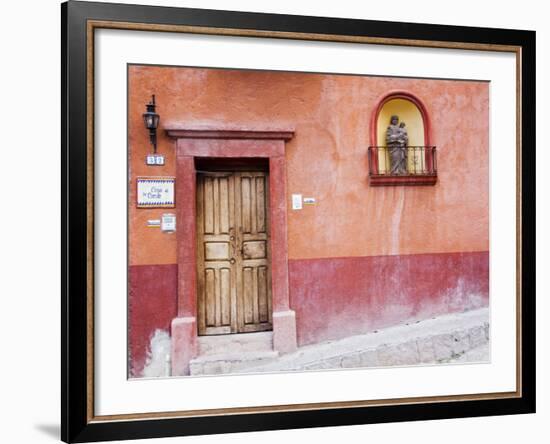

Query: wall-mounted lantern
143,94,160,154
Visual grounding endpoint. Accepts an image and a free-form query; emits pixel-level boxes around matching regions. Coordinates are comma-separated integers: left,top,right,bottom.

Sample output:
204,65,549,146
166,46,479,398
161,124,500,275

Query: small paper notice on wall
303,197,316,205
292,194,303,210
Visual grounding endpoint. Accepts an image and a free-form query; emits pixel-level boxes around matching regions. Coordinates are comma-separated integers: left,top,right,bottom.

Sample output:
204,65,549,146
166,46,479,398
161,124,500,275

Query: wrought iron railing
368,146,437,176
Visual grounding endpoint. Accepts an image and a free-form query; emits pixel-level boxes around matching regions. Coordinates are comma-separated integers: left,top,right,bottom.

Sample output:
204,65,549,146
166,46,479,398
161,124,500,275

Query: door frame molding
166,126,297,376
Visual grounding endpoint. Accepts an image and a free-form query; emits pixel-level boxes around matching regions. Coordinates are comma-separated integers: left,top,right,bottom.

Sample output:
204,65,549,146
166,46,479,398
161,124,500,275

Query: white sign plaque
137,177,175,208
292,194,302,210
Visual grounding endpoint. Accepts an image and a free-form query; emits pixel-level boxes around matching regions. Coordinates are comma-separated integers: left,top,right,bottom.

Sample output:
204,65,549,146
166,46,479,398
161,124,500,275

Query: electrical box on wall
161,213,176,232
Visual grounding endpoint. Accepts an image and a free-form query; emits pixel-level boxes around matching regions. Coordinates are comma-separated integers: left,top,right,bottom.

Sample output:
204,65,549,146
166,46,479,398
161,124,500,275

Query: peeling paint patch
142,329,172,378
441,278,487,312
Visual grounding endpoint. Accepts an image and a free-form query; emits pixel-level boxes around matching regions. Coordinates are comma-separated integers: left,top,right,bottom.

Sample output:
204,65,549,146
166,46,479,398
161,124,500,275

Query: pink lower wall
128,251,488,375
288,251,489,346
128,264,177,377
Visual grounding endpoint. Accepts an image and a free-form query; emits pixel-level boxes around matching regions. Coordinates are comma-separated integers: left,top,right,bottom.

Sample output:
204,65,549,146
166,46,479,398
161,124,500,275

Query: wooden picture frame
61,1,535,442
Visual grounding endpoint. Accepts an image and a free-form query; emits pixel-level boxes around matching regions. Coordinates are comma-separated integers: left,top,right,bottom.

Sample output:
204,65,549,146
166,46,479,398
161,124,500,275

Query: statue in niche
386,115,409,175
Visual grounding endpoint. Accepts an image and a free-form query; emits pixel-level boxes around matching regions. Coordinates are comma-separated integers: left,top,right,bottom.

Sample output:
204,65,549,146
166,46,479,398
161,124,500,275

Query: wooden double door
196,170,273,335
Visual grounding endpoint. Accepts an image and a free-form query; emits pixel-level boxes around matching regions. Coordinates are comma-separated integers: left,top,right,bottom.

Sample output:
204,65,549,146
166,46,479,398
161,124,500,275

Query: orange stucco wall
128,65,488,266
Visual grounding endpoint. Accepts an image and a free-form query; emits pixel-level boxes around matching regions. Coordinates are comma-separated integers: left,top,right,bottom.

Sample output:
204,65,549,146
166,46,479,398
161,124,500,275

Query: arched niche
369,91,436,185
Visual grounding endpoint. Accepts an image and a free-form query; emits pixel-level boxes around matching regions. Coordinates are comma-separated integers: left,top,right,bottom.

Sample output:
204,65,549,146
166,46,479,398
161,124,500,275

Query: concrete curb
244,308,490,373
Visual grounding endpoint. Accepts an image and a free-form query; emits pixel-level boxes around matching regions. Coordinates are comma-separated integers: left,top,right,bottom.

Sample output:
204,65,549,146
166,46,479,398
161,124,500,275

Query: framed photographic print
61,0,535,442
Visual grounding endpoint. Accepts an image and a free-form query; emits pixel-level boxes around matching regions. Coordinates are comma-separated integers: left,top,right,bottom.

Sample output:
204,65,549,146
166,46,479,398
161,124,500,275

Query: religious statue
386,115,409,174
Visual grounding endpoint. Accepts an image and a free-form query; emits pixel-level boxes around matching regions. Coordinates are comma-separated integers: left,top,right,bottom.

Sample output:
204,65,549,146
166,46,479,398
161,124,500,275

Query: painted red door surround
166,127,297,376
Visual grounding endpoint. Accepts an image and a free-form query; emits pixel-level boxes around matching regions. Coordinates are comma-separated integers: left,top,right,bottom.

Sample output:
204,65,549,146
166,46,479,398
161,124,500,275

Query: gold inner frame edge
85,19,523,423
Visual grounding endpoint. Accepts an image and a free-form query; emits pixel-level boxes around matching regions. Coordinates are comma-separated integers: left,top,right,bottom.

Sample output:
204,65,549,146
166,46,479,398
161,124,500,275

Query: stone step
197,331,273,356
189,350,279,375
190,309,489,376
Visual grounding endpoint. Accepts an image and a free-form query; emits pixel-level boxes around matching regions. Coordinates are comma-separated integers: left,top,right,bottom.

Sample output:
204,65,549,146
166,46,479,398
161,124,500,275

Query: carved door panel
196,173,236,335
234,172,273,333
197,171,272,335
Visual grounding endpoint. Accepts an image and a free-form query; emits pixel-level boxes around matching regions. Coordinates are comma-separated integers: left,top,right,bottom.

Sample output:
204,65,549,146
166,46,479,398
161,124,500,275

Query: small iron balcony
367,146,438,186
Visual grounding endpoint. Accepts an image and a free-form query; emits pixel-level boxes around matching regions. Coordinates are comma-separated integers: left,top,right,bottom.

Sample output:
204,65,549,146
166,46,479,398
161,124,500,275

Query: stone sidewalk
238,307,490,374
